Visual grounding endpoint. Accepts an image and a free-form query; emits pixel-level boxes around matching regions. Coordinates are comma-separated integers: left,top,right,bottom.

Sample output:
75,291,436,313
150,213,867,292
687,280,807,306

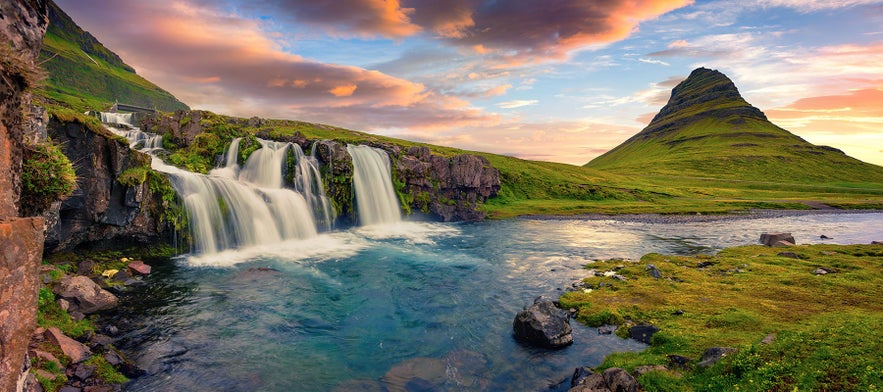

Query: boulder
645,264,661,279
53,275,119,313
773,240,795,247
568,368,640,392
513,297,573,348
813,268,830,275
629,325,659,344
697,347,737,368
667,354,692,369
759,233,794,246
45,327,91,363
571,367,594,388
127,260,151,275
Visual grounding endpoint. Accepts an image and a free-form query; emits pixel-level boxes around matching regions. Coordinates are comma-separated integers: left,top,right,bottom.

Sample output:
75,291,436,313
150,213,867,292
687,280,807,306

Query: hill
36,1,188,112
586,68,883,186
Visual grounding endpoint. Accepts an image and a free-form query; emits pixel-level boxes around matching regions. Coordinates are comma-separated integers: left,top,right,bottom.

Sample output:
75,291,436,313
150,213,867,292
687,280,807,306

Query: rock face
0,1,49,391
395,146,501,221
43,118,170,252
139,110,205,148
53,275,119,314
513,297,573,348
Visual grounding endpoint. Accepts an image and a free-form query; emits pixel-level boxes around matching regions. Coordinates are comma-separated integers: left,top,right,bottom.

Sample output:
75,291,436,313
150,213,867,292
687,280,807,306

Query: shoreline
518,208,883,224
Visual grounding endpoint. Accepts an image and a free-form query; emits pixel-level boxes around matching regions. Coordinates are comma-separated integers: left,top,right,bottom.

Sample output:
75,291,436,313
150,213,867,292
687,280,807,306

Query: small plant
20,139,76,216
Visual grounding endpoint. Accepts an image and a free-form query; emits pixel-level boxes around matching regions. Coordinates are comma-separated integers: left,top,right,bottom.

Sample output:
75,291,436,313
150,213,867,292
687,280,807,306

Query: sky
56,0,883,166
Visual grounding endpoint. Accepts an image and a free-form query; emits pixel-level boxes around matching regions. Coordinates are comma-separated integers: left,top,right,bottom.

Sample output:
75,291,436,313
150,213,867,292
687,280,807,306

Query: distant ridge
586,67,883,184
38,1,188,111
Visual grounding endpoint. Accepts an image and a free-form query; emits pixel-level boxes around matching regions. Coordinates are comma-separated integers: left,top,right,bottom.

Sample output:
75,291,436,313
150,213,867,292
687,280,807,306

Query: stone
696,261,715,268
598,325,617,335
513,297,573,348
58,386,81,392
814,268,829,275
602,367,641,392
76,260,95,276
776,252,802,259
569,373,607,391
820,235,831,239
672,309,685,316
127,260,151,275
773,240,795,247
84,386,116,392
629,324,659,344
103,351,122,366
57,298,70,312
667,355,692,369
872,241,882,245
53,275,119,313
111,269,131,282
612,274,627,281
34,369,57,381
30,349,62,370
571,366,594,388
634,365,668,376
645,264,662,279
760,233,795,247
697,347,737,368
73,363,95,380
761,334,776,344
45,327,92,363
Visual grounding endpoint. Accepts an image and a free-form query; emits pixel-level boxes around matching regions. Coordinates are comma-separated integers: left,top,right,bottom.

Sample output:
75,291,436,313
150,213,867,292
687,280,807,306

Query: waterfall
100,112,134,126
347,145,401,225
101,113,333,255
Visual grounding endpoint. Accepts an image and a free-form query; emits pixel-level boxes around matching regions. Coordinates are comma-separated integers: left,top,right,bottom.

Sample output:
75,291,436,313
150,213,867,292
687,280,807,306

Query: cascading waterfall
101,113,334,254
347,145,401,225
100,112,134,126
293,145,334,231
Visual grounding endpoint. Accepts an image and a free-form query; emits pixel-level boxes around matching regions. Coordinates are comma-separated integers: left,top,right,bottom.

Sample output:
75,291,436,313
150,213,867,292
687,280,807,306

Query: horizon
56,0,883,166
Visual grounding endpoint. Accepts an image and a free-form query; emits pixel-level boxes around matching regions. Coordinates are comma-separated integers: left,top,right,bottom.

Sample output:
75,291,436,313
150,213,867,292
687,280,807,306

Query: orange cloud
329,84,358,97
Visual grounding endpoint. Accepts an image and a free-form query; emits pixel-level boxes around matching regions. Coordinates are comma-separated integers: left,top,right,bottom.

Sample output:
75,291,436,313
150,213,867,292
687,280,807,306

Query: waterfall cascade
99,112,134,126
103,113,335,254
347,145,401,225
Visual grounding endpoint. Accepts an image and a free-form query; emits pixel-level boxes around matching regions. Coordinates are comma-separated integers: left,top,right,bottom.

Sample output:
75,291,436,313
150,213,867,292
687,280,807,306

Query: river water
114,212,882,392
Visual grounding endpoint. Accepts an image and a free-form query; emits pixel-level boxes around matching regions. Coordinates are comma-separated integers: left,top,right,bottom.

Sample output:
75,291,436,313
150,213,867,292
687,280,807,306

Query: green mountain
586,67,883,185
37,1,188,112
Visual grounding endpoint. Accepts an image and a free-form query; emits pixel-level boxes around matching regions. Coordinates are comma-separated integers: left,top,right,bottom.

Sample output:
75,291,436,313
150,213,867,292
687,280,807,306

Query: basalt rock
43,118,170,252
513,297,573,348
53,275,119,314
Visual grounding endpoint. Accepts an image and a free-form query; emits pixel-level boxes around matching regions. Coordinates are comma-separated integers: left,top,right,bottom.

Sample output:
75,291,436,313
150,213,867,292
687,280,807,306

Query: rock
30,349,62,370
569,373,607,391
612,274,627,281
634,365,668,376
70,311,85,321
111,269,131,282
73,363,95,380
820,235,831,239
571,367,594,388
76,260,95,276
667,354,691,369
760,233,795,247
127,260,151,275
598,325,617,335
103,351,122,366
773,240,795,247
381,356,446,390
872,241,882,245
89,334,113,349
57,298,70,312
103,325,119,336
813,268,829,275
761,334,775,344
84,386,116,392
602,368,641,392
34,369,58,381
696,261,715,268
645,264,661,279
513,297,573,348
697,347,737,368
45,327,91,363
776,252,802,259
53,275,119,313
672,309,685,316
58,386,81,392
629,325,659,344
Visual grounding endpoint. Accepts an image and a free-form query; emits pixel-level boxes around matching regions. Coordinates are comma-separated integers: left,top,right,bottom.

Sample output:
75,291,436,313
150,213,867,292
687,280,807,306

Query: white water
347,145,401,225
100,112,134,126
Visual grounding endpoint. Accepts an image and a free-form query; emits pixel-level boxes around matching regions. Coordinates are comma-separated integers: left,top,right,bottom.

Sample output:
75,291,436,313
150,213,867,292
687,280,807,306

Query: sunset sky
57,0,883,166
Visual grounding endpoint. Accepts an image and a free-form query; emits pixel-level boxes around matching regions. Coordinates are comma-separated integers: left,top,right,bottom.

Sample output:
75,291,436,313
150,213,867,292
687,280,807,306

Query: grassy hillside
36,1,188,112
586,68,883,187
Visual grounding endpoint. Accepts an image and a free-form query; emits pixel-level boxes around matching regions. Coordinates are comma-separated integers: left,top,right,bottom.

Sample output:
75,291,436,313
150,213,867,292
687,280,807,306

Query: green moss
84,355,129,384
560,244,883,392
35,371,68,392
20,139,76,215
37,286,94,338
117,166,150,187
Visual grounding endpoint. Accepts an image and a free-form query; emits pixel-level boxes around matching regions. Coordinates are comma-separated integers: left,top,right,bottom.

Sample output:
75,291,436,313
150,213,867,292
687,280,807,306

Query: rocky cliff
0,1,49,391
43,116,174,252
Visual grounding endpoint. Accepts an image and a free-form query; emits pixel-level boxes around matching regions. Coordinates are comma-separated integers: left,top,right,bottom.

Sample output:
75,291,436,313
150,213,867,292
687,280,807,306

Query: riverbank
522,208,883,224
558,242,883,391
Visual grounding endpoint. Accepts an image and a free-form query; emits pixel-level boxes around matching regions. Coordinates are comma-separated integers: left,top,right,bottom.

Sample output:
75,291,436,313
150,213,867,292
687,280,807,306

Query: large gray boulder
53,275,119,313
513,297,573,348
759,233,795,247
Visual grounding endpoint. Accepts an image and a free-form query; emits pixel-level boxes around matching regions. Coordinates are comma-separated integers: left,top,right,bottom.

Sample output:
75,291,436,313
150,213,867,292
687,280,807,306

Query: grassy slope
36,1,188,112
559,244,883,392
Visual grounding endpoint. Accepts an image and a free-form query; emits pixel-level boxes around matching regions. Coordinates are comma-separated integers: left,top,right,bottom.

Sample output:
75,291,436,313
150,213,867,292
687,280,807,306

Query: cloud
497,100,538,109
245,0,421,38
752,0,883,12
55,0,499,131
638,58,671,66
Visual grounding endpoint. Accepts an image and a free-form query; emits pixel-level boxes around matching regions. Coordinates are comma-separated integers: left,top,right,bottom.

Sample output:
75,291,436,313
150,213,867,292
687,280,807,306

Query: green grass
559,244,883,391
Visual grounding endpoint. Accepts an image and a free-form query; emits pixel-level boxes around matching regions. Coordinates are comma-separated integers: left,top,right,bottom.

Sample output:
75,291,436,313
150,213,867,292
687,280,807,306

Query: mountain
37,1,188,111
586,67,883,185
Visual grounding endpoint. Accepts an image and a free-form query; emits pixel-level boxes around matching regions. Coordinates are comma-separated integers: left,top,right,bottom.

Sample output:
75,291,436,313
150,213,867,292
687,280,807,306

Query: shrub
20,140,76,216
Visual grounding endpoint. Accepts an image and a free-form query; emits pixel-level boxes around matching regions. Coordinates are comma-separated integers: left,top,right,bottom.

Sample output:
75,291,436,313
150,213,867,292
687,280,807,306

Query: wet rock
760,233,795,247
89,334,113,349
111,269,131,282
772,240,795,248
570,367,594,388
381,356,446,390
103,351,122,366
513,297,573,348
645,264,662,279
569,372,607,391
761,334,776,345
83,386,117,392
603,368,641,392
127,260,151,275
45,327,91,363
77,260,95,276
442,349,489,389
73,363,95,380
697,347,737,368
598,325,617,335
629,324,659,344
103,325,119,336
53,275,119,313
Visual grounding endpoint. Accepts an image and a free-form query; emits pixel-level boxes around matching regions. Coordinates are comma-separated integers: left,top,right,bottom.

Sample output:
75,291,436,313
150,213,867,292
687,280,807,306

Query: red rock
45,327,91,363
30,349,62,369
127,260,151,275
